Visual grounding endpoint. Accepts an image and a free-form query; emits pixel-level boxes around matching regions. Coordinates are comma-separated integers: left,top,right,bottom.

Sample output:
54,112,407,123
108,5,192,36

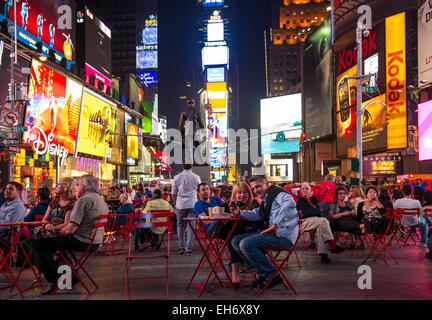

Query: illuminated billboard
419,100,432,161
23,60,83,163
208,112,227,147
260,94,302,155
418,0,432,86
137,49,157,69
207,21,224,42
136,15,158,70
210,148,227,168
207,82,227,112
207,67,225,82
202,46,228,66
84,5,111,78
203,0,224,7
0,0,76,70
85,63,112,93
138,70,158,87
77,90,116,158
127,122,139,160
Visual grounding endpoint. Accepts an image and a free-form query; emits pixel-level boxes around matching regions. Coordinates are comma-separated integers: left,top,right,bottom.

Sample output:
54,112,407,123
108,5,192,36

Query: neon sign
32,126,69,166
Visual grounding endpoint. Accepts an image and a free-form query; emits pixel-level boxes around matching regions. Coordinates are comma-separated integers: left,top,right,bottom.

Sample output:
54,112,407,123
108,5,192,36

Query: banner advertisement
208,112,227,148
127,122,139,160
0,0,76,69
419,100,432,161
386,12,407,150
23,60,83,164
207,82,227,112
77,90,116,158
362,94,387,152
303,18,333,139
418,0,432,85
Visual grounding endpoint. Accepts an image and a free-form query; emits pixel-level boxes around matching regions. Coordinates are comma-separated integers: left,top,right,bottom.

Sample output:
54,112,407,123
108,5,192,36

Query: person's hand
260,224,279,237
230,202,240,216
44,223,55,233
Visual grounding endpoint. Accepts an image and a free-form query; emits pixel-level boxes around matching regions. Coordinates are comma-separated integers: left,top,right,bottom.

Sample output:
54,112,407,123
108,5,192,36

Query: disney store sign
31,126,69,166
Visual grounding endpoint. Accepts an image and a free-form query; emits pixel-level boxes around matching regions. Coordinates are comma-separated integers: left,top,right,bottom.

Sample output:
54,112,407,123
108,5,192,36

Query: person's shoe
331,245,346,254
186,250,192,256
426,251,432,260
321,255,332,264
177,249,185,255
252,275,266,287
259,275,283,290
40,283,57,295
233,282,241,289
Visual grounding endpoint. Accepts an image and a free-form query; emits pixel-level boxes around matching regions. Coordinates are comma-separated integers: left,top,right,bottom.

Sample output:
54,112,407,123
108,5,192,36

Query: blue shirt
240,192,299,244
25,202,49,222
0,198,27,232
194,196,224,232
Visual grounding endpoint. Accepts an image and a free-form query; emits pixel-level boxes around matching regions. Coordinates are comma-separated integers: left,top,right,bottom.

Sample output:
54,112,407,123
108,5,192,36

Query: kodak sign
386,12,407,149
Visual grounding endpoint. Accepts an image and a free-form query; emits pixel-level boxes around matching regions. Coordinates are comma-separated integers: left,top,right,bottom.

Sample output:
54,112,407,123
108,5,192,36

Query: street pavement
1,237,432,300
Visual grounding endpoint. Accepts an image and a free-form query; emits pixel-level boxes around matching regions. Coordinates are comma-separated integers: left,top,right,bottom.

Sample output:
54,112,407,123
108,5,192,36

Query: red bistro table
184,217,241,297
0,221,48,299
103,213,131,256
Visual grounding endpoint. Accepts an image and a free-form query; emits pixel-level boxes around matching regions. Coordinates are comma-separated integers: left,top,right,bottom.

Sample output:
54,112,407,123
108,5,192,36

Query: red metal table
0,221,48,299
103,213,131,255
184,217,240,297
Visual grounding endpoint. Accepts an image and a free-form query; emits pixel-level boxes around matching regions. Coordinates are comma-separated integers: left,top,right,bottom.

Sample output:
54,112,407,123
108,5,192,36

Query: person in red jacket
284,182,329,203
316,174,338,217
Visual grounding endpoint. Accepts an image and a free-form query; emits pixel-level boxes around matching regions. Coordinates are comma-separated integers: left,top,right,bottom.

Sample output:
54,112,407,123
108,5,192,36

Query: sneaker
259,275,283,290
186,250,192,256
321,255,332,264
177,249,185,255
331,245,346,254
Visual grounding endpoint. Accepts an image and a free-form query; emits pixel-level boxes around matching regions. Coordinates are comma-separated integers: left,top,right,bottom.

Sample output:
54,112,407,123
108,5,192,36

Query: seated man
230,176,299,290
31,175,108,295
194,183,223,240
0,182,27,253
296,182,345,264
394,184,427,246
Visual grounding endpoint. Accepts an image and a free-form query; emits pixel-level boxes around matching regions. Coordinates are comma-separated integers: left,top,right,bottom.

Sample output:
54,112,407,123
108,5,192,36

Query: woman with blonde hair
217,182,260,287
348,185,365,209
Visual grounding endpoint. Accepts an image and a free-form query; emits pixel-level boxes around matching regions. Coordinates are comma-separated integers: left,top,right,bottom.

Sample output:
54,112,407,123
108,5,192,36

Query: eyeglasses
338,192,347,195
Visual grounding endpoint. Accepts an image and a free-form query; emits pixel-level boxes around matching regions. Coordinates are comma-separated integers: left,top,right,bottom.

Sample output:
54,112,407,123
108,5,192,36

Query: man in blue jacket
230,176,299,290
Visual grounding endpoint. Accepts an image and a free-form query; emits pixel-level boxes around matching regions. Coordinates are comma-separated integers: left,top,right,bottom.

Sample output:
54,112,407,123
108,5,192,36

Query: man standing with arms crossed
172,163,201,255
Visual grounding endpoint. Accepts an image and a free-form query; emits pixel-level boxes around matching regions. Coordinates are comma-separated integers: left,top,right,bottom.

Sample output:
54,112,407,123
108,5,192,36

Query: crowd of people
1,167,432,295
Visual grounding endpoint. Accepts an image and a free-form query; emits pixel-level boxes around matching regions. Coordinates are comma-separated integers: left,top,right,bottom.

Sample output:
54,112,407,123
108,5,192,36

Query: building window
276,36,281,40
300,19,304,23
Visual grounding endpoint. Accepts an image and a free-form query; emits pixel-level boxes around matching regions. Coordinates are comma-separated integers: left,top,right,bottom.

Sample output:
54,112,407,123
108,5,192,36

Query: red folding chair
393,208,422,247
361,208,397,266
258,212,302,296
124,210,173,300
50,214,108,295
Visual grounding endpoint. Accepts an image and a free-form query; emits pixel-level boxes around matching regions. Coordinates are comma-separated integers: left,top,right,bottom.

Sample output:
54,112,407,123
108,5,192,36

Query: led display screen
207,82,227,112
136,14,158,70
77,89,116,158
137,50,157,69
85,63,112,93
260,94,302,154
207,21,224,42
127,122,139,160
207,67,225,82
208,112,227,147
202,46,228,66
419,100,432,161
23,60,83,156
138,70,158,87
203,0,224,7
210,148,227,168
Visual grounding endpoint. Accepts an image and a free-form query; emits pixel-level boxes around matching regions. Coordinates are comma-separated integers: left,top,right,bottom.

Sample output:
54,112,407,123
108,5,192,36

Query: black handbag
362,213,391,235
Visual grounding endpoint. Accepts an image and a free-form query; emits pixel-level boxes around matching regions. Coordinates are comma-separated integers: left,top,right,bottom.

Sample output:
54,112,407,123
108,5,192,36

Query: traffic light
299,132,307,146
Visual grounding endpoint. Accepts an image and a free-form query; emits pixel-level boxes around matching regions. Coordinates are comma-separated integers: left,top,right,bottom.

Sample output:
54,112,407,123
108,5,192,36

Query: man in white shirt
172,163,201,254
393,184,428,246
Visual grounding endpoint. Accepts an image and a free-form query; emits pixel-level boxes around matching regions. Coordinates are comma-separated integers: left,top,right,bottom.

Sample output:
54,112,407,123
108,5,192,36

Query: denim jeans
231,232,292,280
176,208,195,251
420,213,432,244
206,221,220,238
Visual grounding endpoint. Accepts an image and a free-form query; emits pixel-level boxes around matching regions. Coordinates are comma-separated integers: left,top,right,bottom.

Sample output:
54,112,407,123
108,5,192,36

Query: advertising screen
23,60,83,159
207,21,224,42
303,18,333,139
210,148,227,168
77,90,116,158
362,94,387,152
363,154,402,176
418,0,432,86
137,50,157,69
85,63,112,93
208,112,227,147
419,100,432,161
138,70,158,87
207,82,227,112
207,67,225,82
260,94,302,155
202,46,228,66
127,122,139,160
0,0,76,69
85,6,111,78
203,0,224,7
136,14,158,70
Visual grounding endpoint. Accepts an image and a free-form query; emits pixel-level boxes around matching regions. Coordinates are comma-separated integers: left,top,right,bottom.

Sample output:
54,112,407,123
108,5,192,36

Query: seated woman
348,185,365,209
357,186,387,235
217,182,260,288
115,193,134,225
329,187,363,236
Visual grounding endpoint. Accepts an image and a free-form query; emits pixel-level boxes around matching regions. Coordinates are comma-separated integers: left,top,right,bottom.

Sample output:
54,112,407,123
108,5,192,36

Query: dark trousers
31,236,98,284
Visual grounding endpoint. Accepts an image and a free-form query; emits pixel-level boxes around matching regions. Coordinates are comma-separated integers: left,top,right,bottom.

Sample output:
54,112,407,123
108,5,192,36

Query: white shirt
172,169,201,209
393,198,422,227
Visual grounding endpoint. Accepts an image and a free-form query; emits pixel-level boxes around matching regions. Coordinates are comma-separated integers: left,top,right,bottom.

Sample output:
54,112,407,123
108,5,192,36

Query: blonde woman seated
348,185,365,209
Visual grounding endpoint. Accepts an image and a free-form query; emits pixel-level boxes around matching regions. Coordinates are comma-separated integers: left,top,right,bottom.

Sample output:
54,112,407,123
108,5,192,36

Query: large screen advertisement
418,0,432,86
303,18,332,139
208,112,227,147
362,94,387,151
85,63,112,93
203,0,224,7
136,15,158,70
127,122,139,160
210,148,227,168
260,94,302,155
419,100,432,161
0,0,76,69
207,21,224,42
207,67,225,82
207,82,227,112
23,60,83,160
85,6,111,78
138,70,158,87
77,90,116,158
202,46,228,66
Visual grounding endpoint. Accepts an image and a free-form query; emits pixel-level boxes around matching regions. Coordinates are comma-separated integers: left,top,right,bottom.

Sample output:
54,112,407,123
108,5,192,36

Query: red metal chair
258,212,302,296
124,210,174,300
50,214,108,295
393,208,422,247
